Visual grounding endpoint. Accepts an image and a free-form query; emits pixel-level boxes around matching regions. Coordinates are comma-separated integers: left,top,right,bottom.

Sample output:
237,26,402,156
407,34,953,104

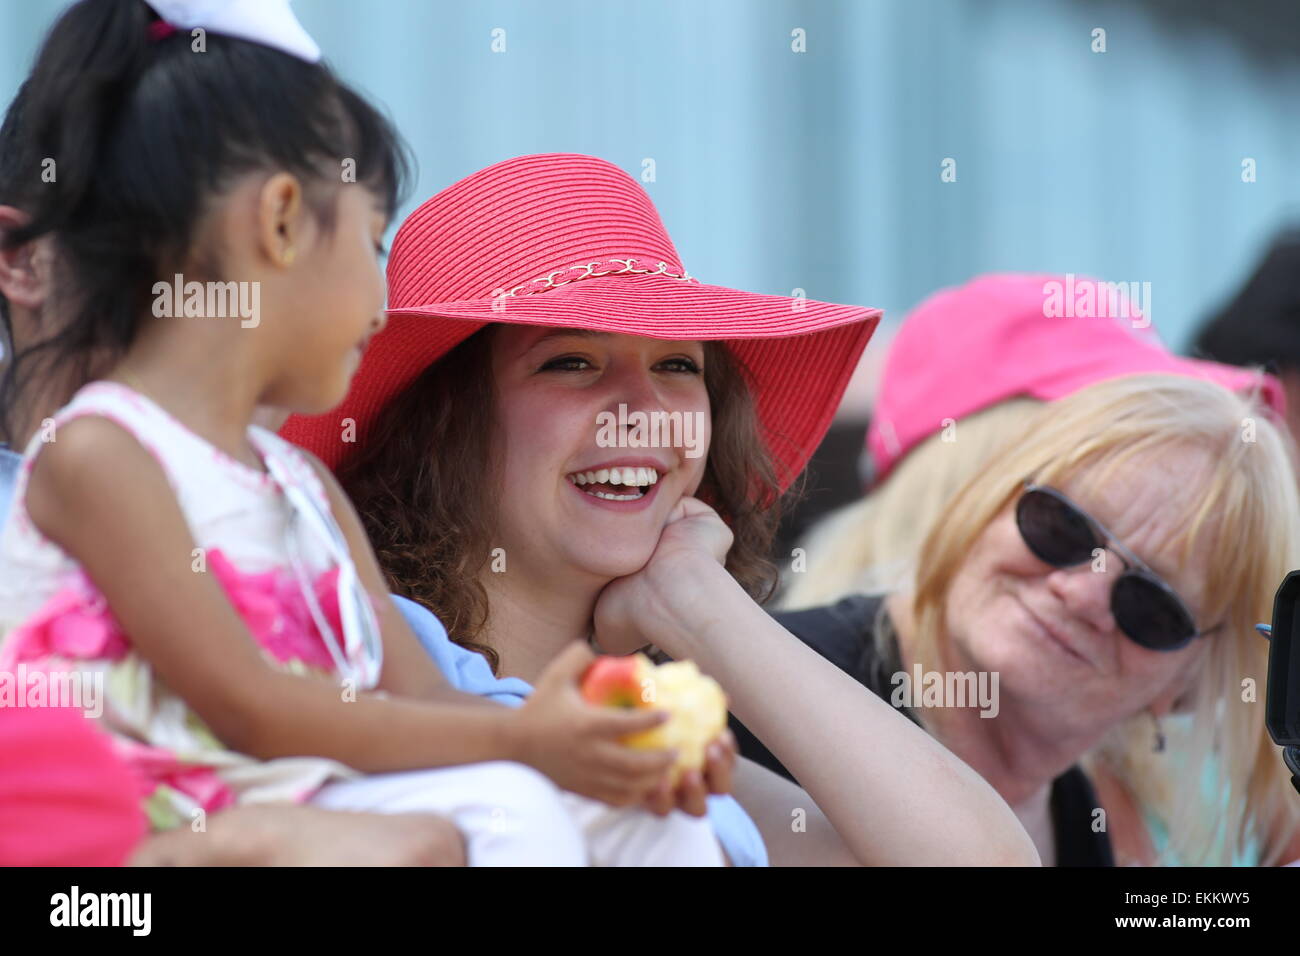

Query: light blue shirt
395,594,770,867
0,445,19,533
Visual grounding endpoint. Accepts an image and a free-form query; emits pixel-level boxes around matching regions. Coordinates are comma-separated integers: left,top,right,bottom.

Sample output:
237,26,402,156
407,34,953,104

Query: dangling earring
1151,712,1166,753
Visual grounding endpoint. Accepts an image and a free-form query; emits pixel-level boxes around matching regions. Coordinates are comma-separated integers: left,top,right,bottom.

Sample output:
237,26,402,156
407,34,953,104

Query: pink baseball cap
866,273,1285,485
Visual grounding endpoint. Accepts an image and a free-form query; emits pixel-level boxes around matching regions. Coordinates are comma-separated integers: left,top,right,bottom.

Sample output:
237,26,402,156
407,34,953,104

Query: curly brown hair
340,325,787,674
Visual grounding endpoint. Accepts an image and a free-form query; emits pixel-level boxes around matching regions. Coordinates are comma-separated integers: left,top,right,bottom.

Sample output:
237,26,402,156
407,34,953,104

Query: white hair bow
145,0,321,63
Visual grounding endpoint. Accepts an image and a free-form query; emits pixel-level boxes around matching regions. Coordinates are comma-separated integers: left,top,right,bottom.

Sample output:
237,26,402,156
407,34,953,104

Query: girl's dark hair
0,0,411,441
340,328,786,675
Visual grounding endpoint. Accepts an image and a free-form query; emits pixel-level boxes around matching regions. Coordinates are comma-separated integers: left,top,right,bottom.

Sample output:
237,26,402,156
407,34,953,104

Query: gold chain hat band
493,257,698,301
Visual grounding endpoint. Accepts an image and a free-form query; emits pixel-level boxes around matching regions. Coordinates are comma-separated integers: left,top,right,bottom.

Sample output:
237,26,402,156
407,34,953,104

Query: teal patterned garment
1139,734,1261,866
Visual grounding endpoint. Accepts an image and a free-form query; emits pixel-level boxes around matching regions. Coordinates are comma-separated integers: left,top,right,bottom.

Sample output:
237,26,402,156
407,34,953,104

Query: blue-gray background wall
3,0,1298,358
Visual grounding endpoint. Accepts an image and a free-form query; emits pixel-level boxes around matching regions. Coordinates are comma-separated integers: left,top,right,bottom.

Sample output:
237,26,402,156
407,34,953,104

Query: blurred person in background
1195,229,1300,446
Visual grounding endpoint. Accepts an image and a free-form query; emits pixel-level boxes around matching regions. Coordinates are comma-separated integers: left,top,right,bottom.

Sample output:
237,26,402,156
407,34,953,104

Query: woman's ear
0,206,49,310
255,173,306,269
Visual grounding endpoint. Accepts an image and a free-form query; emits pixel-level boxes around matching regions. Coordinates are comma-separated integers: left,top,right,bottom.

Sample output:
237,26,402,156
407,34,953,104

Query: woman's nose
1045,560,1117,634
369,307,388,336
604,363,662,414
596,366,683,452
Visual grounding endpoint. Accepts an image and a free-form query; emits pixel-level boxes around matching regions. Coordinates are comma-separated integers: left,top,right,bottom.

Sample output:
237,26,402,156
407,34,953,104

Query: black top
730,594,1114,867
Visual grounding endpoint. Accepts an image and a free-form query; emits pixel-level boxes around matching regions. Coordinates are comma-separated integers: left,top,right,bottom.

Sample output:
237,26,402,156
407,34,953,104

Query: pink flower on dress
0,573,130,669
204,549,341,673
2,549,352,677
111,738,236,814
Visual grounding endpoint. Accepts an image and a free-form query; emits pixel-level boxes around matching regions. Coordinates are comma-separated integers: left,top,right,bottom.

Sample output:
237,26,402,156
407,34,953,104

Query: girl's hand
512,643,679,806
643,728,738,818
593,496,733,656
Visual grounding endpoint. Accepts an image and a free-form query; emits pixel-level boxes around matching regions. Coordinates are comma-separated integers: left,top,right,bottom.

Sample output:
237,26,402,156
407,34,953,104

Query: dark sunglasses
1015,483,1209,652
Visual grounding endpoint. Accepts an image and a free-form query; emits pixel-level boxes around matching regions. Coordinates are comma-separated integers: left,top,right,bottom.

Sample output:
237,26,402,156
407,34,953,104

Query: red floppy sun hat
281,153,881,489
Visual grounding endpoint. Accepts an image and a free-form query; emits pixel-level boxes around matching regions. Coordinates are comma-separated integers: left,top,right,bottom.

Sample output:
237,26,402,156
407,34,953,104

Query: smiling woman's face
944,445,1216,737
488,326,713,583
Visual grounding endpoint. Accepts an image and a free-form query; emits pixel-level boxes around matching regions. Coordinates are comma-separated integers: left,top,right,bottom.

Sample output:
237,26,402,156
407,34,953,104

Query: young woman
283,152,1041,866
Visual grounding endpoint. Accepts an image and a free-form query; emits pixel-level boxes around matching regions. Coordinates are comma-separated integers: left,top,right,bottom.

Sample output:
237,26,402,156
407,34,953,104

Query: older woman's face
488,326,712,582
945,446,1215,737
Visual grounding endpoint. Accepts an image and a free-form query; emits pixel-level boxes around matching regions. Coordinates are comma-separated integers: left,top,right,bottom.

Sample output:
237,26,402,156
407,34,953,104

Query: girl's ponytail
11,0,156,248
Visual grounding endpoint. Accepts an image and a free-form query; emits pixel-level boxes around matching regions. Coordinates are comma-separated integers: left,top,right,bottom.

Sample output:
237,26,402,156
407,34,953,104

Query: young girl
0,0,725,866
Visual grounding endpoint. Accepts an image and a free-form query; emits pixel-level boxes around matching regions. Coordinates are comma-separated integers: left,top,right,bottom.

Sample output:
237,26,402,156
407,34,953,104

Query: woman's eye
374,242,389,257
659,357,702,374
540,355,593,372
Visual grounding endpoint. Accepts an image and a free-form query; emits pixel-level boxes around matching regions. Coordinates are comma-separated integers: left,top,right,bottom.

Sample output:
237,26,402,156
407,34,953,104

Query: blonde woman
783,273,1281,610
741,374,1300,866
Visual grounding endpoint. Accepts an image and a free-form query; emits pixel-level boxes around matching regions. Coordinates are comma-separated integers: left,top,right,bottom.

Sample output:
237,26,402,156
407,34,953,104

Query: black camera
1266,571,1300,792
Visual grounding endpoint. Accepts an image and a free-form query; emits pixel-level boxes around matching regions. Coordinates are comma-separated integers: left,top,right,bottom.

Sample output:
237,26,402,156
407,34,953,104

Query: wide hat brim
281,273,880,490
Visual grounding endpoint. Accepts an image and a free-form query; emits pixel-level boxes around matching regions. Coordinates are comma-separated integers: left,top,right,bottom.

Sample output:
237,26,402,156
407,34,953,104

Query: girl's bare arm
25,417,524,772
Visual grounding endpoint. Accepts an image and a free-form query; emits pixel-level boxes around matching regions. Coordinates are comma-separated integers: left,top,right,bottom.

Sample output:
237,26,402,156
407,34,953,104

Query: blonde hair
781,398,1043,608
903,373,1300,865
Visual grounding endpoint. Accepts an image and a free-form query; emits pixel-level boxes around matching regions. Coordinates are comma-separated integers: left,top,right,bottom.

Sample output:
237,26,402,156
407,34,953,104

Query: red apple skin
580,656,645,709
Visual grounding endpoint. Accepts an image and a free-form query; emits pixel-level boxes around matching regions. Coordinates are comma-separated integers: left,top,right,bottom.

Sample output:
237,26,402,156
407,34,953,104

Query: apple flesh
581,652,727,784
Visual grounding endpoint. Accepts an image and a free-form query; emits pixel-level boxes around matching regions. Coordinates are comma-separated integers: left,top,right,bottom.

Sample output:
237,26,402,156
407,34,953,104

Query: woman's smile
1012,592,1092,669
564,457,670,509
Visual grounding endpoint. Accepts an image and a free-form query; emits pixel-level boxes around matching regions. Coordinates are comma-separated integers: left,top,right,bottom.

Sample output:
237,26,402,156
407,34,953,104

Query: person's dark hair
0,81,33,425
1193,229,1300,371
340,328,785,675
0,0,411,442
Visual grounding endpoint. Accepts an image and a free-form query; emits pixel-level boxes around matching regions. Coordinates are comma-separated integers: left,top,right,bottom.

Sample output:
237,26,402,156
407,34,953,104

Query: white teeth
565,466,662,488
589,490,641,501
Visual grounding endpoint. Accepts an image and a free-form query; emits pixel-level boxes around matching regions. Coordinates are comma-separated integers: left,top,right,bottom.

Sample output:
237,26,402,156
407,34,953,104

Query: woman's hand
643,728,738,817
644,494,734,566
129,805,468,866
593,496,734,656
